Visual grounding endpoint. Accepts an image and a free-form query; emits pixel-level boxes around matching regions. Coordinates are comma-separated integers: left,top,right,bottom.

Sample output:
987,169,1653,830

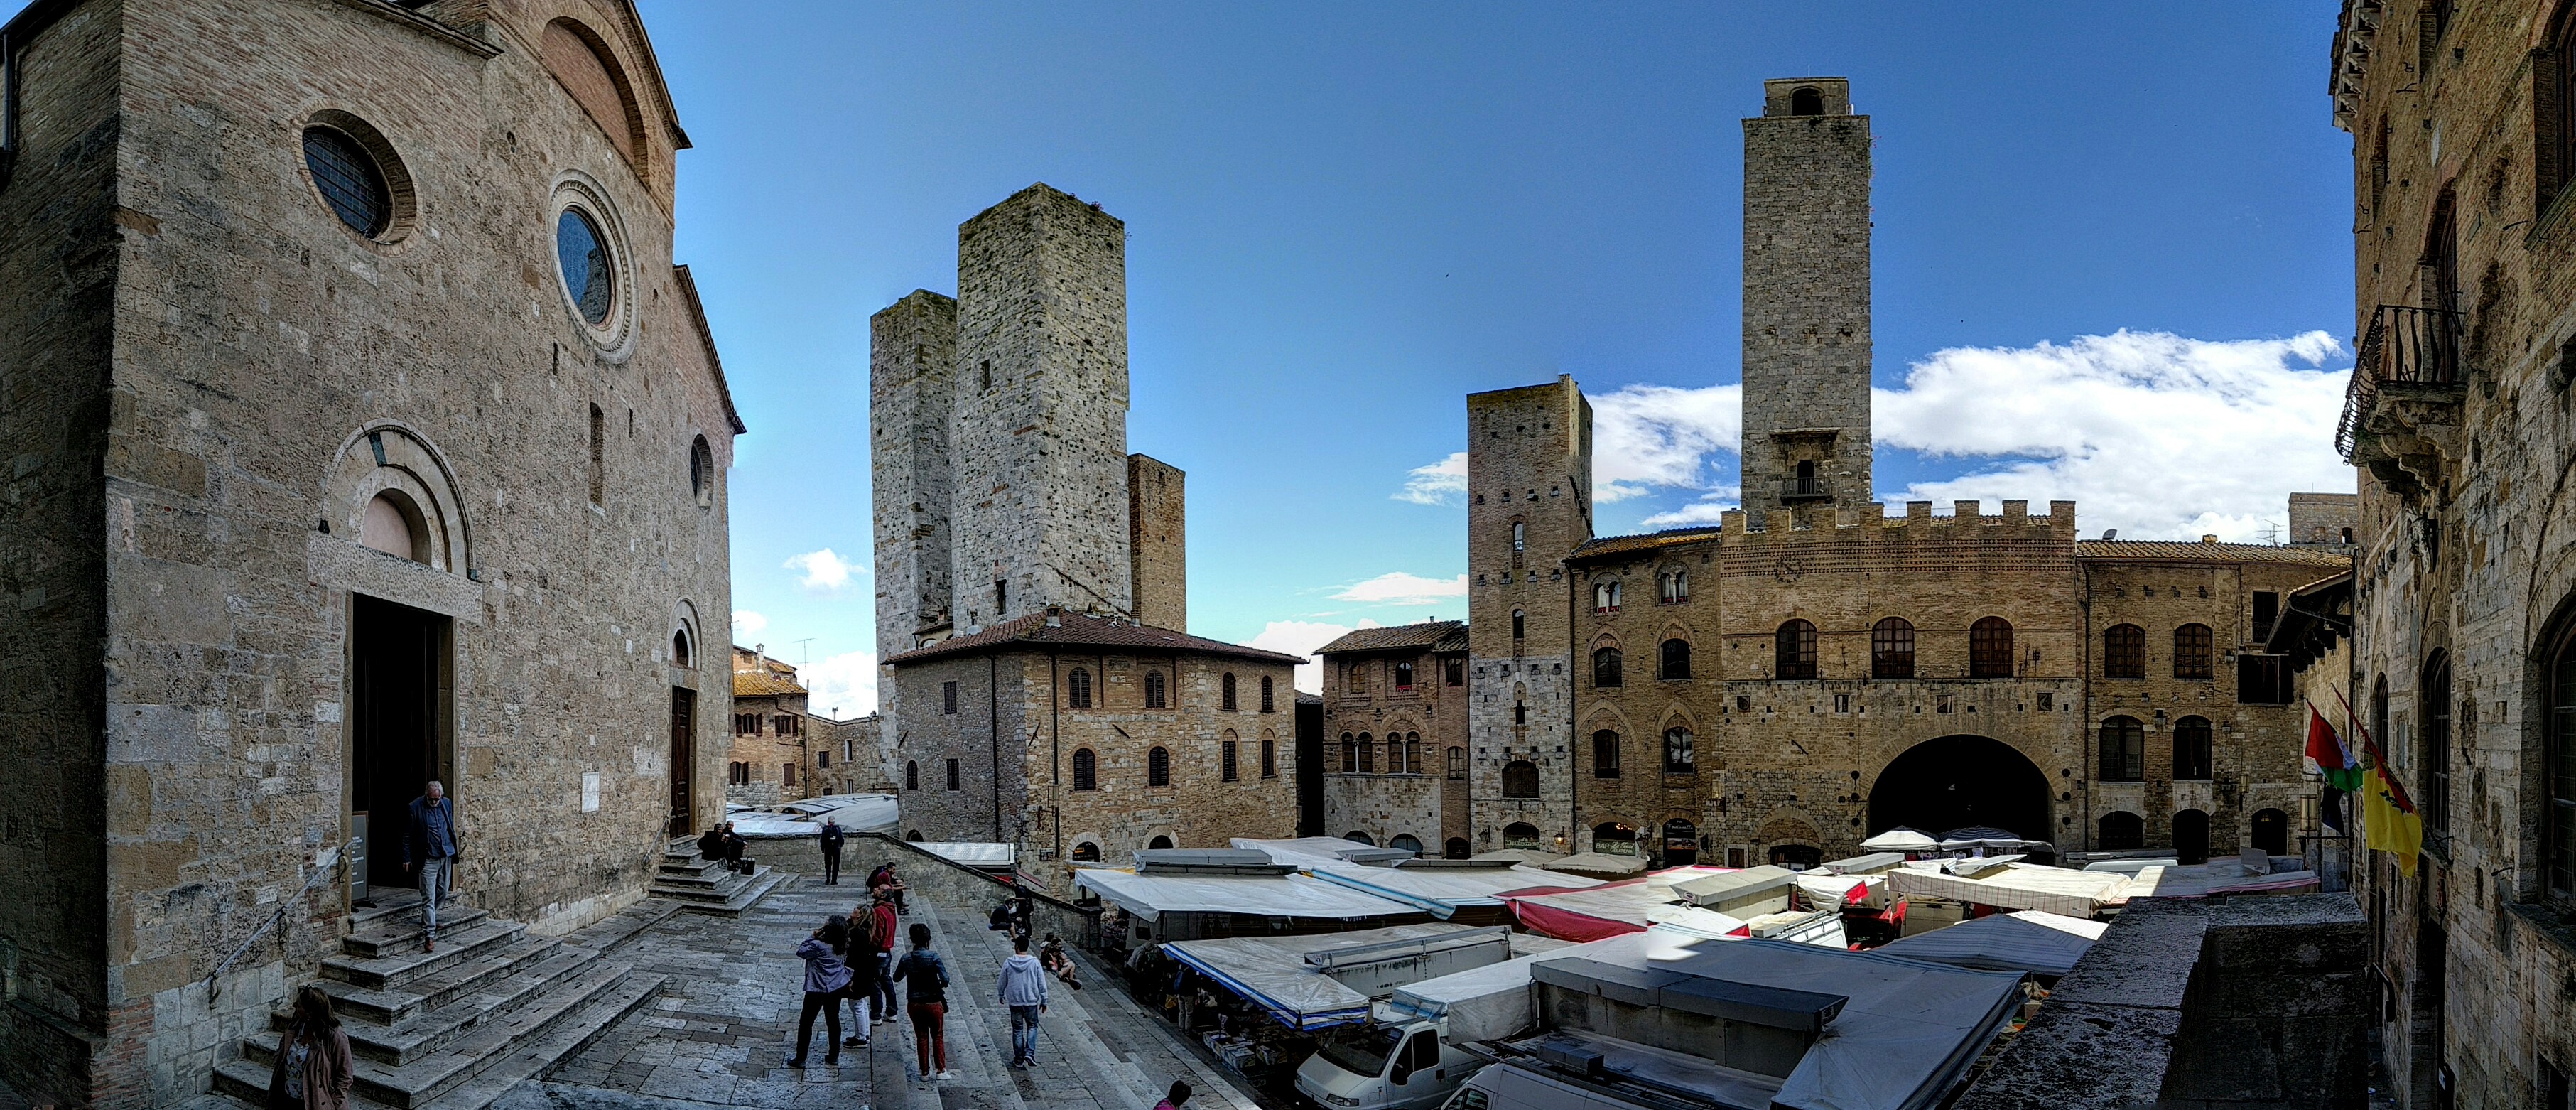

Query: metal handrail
1779,476,1832,500
2337,303,2465,460
207,838,355,1002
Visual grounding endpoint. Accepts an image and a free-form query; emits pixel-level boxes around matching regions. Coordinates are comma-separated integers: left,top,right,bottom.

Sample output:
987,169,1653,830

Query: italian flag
2304,704,2365,792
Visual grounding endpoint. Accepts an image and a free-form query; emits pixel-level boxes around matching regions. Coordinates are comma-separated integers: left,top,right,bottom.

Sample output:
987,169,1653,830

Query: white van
1294,1019,1485,1110
1438,1063,1650,1110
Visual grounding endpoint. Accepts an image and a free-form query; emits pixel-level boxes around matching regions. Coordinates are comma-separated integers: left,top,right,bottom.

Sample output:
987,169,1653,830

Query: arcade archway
1867,735,2052,842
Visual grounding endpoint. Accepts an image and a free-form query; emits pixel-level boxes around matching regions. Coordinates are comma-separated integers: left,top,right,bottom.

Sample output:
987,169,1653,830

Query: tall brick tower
948,185,1135,629
1464,375,1592,853
1740,78,1873,514
871,290,960,654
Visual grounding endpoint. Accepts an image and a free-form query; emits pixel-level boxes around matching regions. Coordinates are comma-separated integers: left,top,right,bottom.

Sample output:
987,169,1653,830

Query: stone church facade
0,0,740,1102
1454,79,2354,873
872,187,1298,884
2326,0,2576,1103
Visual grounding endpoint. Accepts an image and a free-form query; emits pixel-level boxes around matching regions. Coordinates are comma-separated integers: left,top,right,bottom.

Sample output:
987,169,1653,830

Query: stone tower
1128,453,1188,631
949,184,1135,630
1740,77,1873,514
871,290,960,655
1464,375,1593,853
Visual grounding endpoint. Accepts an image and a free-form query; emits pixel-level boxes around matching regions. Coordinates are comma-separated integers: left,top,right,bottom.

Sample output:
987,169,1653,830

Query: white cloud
1591,383,1743,502
1395,451,1468,505
796,650,879,719
1874,330,2351,541
1331,572,1470,606
732,610,769,639
784,548,855,593
1249,618,1382,693
1638,486,1743,529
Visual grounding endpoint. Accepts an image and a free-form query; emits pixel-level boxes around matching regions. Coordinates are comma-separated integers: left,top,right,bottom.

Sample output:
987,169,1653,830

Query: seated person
698,823,747,873
867,863,907,912
1039,934,1082,990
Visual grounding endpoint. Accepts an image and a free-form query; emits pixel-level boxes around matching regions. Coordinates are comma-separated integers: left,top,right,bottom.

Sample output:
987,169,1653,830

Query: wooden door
669,687,696,835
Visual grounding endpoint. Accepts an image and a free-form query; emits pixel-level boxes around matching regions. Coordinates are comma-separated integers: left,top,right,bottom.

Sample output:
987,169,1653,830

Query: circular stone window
556,208,615,325
303,127,389,236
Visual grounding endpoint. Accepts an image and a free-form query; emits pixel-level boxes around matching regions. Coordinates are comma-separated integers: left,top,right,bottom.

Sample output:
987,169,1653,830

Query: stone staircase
208,890,667,1109
647,836,789,916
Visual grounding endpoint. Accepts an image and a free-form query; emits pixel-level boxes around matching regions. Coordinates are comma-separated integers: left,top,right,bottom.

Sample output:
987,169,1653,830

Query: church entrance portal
350,595,453,898
1866,735,2051,842
669,688,696,836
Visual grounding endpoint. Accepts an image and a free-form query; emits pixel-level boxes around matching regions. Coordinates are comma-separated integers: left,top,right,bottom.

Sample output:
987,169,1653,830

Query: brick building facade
2326,0,2576,1102
1315,621,1472,856
727,647,811,807
0,0,740,1102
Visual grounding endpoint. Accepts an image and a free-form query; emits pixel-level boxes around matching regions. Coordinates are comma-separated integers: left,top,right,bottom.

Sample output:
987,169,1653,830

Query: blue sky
9,1,2356,712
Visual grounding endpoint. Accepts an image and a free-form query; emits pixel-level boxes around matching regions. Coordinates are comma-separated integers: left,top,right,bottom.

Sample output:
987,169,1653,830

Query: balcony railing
1779,476,1833,502
2337,303,2465,460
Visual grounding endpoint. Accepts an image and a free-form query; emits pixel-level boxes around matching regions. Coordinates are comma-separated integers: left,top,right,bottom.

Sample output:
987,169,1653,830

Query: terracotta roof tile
1569,527,1724,561
882,610,1304,667
2074,540,2352,567
1315,620,1468,655
732,671,806,696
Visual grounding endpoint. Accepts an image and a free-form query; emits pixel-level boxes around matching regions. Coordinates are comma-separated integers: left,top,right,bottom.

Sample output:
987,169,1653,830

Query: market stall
1306,861,1598,925
1873,910,2106,979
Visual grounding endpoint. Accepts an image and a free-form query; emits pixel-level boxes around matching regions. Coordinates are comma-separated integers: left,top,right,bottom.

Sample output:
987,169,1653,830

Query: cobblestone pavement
496,877,1263,1110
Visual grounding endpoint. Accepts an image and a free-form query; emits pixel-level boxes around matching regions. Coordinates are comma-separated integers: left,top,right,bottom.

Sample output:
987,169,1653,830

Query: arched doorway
1768,844,1822,868
2173,809,2210,864
1867,735,2052,841
2251,808,2288,856
1071,841,1100,862
1503,822,1540,851
1662,819,1698,867
1444,837,1470,859
2096,812,2143,850
1591,822,1639,856
1343,831,1374,846
1148,835,1174,850
1390,834,1423,853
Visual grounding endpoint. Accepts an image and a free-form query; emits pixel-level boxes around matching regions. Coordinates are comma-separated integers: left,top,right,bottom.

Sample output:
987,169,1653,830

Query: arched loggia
1866,734,2053,842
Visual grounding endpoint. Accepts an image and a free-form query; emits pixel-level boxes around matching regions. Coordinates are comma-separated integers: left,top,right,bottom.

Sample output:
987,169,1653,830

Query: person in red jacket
867,888,901,1023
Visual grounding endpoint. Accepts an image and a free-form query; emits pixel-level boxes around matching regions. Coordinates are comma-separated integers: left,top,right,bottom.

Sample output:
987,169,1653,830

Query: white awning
1164,923,1478,1031
914,841,1013,867
1884,862,2130,917
1307,863,1599,918
1071,868,1417,922
1860,827,1939,852
1874,910,2106,977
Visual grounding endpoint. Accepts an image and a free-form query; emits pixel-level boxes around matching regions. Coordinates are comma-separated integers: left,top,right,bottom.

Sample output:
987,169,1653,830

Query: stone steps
647,846,789,916
323,920,526,992
652,866,790,917
215,959,645,1109
274,944,603,1066
297,934,565,1028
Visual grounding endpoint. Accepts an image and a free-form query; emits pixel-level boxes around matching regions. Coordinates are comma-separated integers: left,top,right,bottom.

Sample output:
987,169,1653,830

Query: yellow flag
2363,762,2423,878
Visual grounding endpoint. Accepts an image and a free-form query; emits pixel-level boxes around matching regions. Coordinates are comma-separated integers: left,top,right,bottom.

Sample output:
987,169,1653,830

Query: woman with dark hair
264,985,353,1110
892,921,954,1081
786,916,853,1068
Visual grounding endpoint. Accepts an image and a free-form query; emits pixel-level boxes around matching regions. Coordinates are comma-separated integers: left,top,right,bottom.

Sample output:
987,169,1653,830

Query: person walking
263,986,354,1110
841,897,884,1047
1151,1079,1194,1109
998,934,1049,1067
785,917,853,1068
867,889,901,1025
891,922,953,1082
402,780,460,952
818,817,845,885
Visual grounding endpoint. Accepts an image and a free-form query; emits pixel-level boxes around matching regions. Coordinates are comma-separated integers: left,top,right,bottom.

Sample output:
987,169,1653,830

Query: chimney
1045,603,1064,628
2201,534,2219,544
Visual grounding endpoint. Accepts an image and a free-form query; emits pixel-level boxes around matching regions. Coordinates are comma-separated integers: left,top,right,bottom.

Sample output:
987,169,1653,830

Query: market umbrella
1859,826,1939,852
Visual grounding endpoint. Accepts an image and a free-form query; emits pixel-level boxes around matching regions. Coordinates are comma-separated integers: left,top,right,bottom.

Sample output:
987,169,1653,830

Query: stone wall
1127,453,1186,632
0,1,742,1101
949,185,1132,628
725,689,810,804
1739,77,1871,516
867,289,958,771
2287,491,2357,548
1321,646,1470,853
1465,377,1592,854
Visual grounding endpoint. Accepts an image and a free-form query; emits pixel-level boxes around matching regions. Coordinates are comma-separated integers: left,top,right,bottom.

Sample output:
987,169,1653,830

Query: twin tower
870,184,1189,669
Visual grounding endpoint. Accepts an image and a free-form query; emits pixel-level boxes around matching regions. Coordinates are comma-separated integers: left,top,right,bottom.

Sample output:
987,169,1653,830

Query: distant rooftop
1315,620,1468,655
882,608,1304,667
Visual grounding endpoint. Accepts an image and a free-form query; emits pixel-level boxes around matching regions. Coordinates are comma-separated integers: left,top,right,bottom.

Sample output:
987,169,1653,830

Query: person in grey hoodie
997,934,1049,1067
786,917,853,1069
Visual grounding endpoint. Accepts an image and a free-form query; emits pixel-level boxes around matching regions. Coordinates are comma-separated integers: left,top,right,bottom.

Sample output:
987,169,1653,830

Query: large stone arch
324,421,470,573
1865,734,2054,841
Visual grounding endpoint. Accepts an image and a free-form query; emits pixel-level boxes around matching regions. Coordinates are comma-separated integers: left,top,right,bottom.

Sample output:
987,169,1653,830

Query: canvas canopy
1503,868,1750,942
1796,873,1883,910
1071,868,1417,922
1530,930,2025,1110
1672,866,1797,911
1543,851,1649,877
1874,910,2106,977
1307,863,1598,918
1861,827,1939,852
1232,836,1415,868
913,841,1013,868
1162,924,1483,1031
1381,947,1574,1042
1470,848,1565,866
1884,861,2130,917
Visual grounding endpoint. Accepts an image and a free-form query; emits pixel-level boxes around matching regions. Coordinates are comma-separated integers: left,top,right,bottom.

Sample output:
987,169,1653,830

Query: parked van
1439,1060,1655,1110
1295,1018,1486,1110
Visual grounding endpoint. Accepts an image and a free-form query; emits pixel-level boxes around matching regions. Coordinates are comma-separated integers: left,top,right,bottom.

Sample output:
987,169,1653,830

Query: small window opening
1790,86,1824,115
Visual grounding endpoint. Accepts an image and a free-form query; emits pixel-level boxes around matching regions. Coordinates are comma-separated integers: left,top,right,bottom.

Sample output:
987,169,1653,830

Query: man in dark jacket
819,818,845,885
403,780,460,952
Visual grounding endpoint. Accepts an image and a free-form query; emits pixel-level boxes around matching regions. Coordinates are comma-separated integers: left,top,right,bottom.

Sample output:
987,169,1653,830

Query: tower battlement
1716,499,2079,539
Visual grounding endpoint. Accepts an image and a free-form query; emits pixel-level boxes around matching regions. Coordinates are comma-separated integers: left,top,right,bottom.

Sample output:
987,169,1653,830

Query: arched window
1503,822,1541,850
1511,521,1526,553
1662,819,1698,866
1593,581,1622,614
1660,570,1689,603
1390,834,1423,853
1348,662,1369,695
1790,85,1824,115
2173,716,2213,780
2104,624,2145,679
1592,729,1620,778
1148,746,1171,787
1593,647,1623,688
1775,620,1817,679
1358,733,1375,775
1446,746,1466,780
2096,811,2144,850
541,18,642,162
1067,667,1093,708
1512,609,1526,640
2424,651,2452,841
1221,738,1240,782
1404,733,1423,775
1221,672,1238,711
1261,736,1277,778
690,435,715,507
1444,837,1471,860
1592,823,1640,857
1871,617,1915,679
2099,716,2145,782
904,760,919,790
1660,639,1691,680
1261,674,1276,711
2372,673,2390,753
1344,831,1375,846
1970,617,2015,679
1502,760,1539,799
1339,733,1358,773
2173,623,2214,680
1663,727,1695,773
362,492,427,563
906,829,924,842
1071,841,1100,862
1144,669,1167,708
1394,661,1414,689
1071,748,1097,792
2546,611,2576,905
302,125,394,237
2172,809,2211,864
671,629,692,668
1149,834,1174,850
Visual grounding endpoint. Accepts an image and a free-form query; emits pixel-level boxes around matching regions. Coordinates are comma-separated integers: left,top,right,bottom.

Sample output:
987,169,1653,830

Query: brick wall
1321,647,1471,853
1127,453,1187,632
1739,77,1872,516
1465,377,1591,853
